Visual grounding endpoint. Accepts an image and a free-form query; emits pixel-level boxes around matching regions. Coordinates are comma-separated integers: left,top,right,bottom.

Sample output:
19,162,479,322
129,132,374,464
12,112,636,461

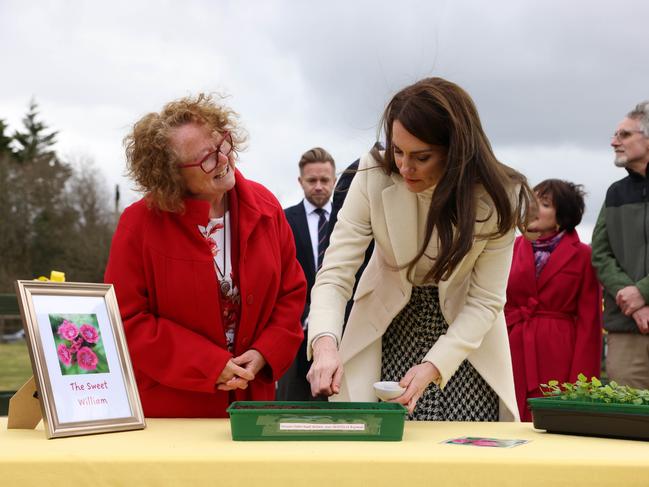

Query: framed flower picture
14,280,145,438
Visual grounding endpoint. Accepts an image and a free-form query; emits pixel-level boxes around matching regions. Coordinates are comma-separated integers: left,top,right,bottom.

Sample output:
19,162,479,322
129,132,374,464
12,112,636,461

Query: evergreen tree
0,101,72,287
0,119,15,157
0,101,115,291
12,100,58,163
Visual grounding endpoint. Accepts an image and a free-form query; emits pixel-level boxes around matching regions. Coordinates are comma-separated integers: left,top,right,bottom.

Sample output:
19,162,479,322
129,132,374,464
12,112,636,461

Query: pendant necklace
216,198,231,297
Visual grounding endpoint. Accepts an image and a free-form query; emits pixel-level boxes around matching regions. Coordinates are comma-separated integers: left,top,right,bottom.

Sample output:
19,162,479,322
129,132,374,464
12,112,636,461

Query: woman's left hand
390,362,441,415
232,349,267,376
216,350,267,391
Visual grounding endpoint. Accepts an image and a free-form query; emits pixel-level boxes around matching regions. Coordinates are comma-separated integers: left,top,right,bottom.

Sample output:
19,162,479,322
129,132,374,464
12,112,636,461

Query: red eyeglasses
178,131,234,173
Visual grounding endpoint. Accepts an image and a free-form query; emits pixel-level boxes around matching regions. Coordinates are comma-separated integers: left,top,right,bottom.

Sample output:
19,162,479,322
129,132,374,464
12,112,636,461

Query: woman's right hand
306,336,344,397
216,359,255,391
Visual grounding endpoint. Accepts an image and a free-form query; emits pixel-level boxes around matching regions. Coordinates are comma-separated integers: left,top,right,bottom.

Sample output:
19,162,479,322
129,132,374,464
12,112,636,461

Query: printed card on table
442,436,529,448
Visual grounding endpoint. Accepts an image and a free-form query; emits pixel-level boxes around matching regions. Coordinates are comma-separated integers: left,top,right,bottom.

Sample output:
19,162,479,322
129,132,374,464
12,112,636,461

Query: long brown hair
378,77,532,282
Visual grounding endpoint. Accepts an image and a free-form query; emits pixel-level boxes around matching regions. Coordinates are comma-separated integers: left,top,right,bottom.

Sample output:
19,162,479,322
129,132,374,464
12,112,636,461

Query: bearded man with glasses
105,94,306,417
592,100,649,389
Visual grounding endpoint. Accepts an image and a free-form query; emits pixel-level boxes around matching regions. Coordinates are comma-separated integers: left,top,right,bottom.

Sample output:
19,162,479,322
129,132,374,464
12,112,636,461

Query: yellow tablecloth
2,417,648,486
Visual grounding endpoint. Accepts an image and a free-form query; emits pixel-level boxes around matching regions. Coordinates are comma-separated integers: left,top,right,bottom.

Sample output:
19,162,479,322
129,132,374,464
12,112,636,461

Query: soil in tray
230,404,387,410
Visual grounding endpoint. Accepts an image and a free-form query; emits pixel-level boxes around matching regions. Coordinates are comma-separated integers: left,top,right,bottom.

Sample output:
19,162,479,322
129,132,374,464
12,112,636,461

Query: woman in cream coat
307,78,532,421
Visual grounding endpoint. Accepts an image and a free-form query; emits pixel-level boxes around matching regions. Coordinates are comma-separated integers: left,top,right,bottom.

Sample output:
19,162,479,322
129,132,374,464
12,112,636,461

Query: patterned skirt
381,286,499,421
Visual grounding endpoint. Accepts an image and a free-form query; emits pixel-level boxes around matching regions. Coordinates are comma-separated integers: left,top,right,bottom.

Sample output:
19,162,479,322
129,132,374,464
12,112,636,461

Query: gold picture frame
13,280,145,439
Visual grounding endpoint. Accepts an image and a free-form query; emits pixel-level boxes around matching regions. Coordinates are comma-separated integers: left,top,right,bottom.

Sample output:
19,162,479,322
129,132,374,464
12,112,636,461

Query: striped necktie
314,208,328,270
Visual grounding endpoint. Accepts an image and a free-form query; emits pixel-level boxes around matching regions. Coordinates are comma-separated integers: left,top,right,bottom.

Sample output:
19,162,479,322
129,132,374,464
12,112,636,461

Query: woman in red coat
104,94,306,417
505,179,602,421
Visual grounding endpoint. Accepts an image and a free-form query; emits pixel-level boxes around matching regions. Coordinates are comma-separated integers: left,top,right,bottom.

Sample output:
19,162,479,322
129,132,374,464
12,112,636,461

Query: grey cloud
1,0,645,237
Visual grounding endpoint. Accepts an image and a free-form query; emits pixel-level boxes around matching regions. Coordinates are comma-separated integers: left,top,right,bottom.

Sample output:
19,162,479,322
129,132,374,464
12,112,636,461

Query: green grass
0,341,32,391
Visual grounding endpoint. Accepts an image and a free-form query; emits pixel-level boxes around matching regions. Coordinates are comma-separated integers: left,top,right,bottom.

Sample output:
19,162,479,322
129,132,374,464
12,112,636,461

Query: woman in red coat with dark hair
505,179,602,421
104,94,306,417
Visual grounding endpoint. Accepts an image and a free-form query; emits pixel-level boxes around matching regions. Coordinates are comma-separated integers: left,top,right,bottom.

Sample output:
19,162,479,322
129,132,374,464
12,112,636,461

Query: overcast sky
2,0,647,242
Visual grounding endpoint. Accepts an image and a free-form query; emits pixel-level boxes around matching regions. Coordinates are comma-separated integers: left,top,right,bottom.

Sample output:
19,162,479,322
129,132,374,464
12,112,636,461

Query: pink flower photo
49,314,109,375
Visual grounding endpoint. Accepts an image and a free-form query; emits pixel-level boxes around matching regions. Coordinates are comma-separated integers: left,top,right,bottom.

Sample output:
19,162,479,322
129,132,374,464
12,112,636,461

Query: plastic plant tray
528,397,649,441
227,401,407,441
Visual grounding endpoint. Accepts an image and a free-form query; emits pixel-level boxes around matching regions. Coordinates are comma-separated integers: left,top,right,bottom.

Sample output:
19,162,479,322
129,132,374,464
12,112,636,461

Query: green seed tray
227,401,407,441
528,397,649,441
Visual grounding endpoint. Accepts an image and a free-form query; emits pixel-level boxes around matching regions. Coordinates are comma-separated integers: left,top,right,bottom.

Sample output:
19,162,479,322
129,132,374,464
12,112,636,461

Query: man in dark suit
277,147,336,401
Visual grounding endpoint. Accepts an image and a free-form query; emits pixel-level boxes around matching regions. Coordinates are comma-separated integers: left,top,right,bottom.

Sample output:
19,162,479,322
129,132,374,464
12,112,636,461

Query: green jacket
591,165,649,332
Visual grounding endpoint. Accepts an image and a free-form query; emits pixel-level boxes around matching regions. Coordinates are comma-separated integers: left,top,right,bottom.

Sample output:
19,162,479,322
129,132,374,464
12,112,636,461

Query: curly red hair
124,93,247,212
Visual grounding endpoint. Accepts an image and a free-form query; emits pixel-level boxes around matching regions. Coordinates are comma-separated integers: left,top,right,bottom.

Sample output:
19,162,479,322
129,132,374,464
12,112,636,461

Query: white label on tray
279,422,366,431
